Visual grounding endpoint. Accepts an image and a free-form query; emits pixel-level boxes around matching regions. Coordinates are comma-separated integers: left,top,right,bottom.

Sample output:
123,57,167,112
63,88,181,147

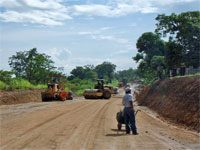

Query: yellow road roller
83,79,112,99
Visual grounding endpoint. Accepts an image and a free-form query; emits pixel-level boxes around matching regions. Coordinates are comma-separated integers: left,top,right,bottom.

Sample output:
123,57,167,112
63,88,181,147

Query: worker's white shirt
122,94,133,107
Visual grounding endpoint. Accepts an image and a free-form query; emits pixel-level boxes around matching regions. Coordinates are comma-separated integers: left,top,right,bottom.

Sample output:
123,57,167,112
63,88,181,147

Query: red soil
136,76,200,132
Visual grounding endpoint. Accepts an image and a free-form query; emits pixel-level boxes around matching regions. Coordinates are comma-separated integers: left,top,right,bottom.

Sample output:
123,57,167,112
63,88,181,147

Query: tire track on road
0,101,94,150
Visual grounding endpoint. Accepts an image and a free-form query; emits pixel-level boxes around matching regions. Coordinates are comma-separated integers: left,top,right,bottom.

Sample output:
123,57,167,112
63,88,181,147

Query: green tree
9,48,55,84
165,40,185,70
0,70,14,83
155,11,200,67
83,65,95,72
133,32,165,64
83,65,97,79
70,66,85,80
95,62,116,82
133,32,166,82
115,68,141,82
85,71,98,79
151,56,165,70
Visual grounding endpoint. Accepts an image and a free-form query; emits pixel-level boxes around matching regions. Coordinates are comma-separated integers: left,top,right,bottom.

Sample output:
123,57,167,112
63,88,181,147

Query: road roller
83,79,111,99
41,74,73,101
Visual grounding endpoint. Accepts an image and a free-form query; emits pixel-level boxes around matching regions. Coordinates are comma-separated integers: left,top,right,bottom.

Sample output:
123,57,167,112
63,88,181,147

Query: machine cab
51,76,60,83
47,83,59,91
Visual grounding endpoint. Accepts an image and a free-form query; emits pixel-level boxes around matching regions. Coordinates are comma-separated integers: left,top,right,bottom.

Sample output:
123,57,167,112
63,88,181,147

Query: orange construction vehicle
41,74,73,101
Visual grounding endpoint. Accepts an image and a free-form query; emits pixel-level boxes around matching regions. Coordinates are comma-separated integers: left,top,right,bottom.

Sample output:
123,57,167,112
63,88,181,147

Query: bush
0,70,14,83
107,79,119,87
172,73,200,79
9,78,34,90
0,81,9,90
34,84,47,89
0,78,46,91
65,79,95,95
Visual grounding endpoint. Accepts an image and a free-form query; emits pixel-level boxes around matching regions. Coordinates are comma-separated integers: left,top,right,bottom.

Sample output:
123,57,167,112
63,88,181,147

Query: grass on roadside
0,81,9,90
0,78,47,91
65,78,95,95
170,73,200,79
106,79,119,87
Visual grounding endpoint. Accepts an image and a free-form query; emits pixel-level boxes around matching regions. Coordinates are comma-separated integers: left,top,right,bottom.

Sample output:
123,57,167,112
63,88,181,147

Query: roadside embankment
0,89,44,105
136,76,200,132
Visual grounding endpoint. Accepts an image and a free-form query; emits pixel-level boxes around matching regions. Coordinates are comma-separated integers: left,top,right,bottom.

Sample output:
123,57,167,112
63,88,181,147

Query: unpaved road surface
0,93,199,150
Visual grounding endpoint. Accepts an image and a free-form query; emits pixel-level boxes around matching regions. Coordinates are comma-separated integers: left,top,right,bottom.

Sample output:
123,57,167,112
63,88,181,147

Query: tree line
133,11,200,83
1,48,140,86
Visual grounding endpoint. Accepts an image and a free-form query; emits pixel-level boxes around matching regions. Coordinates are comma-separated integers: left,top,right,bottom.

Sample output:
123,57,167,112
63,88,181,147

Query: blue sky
0,0,199,75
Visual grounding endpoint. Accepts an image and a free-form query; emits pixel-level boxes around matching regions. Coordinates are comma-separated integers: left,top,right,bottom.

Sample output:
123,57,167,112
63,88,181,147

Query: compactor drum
41,74,73,101
83,79,111,99
104,85,118,94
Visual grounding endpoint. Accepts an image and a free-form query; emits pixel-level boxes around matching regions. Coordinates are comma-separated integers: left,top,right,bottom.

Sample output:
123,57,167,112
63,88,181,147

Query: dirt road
0,94,199,150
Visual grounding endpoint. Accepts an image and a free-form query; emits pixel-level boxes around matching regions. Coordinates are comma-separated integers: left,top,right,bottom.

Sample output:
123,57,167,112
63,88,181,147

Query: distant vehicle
41,74,73,101
83,79,112,99
118,82,123,87
125,84,131,88
113,87,119,94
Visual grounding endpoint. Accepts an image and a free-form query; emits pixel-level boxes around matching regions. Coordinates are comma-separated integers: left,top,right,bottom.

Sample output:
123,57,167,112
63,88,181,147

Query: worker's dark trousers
124,107,137,134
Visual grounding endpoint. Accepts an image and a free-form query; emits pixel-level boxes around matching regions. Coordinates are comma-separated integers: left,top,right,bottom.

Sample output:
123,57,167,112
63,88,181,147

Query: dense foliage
95,62,116,82
133,11,200,84
69,65,97,80
155,11,200,68
115,68,141,83
0,70,46,90
69,62,116,82
133,32,166,83
2,49,135,93
9,48,56,84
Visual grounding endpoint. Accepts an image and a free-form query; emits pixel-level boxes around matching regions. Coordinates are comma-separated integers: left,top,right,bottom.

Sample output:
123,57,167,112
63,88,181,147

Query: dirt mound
136,76,200,132
0,89,44,105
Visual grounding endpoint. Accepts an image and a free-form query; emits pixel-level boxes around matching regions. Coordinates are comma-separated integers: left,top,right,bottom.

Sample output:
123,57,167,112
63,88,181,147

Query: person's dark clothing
124,107,137,134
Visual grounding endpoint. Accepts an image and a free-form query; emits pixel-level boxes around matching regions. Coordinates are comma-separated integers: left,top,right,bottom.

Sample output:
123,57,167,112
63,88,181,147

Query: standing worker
122,88,138,135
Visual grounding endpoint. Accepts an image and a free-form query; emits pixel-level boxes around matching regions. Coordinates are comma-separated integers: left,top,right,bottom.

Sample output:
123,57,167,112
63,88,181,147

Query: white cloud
100,27,113,31
77,31,93,35
72,4,110,16
72,3,156,17
21,0,66,10
91,35,129,44
91,34,136,52
104,57,137,71
77,27,113,36
129,23,137,27
0,0,21,9
112,50,130,55
72,0,197,17
47,48,103,73
0,0,71,26
0,0,197,25
47,48,72,66
151,0,196,5
46,47,137,74
0,10,71,25
117,0,196,5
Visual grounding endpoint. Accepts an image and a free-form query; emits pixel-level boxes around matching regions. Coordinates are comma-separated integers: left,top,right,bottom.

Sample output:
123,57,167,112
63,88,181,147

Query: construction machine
41,74,73,101
83,79,112,99
104,85,118,94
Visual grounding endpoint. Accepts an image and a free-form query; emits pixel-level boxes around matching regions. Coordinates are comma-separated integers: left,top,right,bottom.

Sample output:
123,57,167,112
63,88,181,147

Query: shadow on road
105,128,127,137
111,129,125,132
